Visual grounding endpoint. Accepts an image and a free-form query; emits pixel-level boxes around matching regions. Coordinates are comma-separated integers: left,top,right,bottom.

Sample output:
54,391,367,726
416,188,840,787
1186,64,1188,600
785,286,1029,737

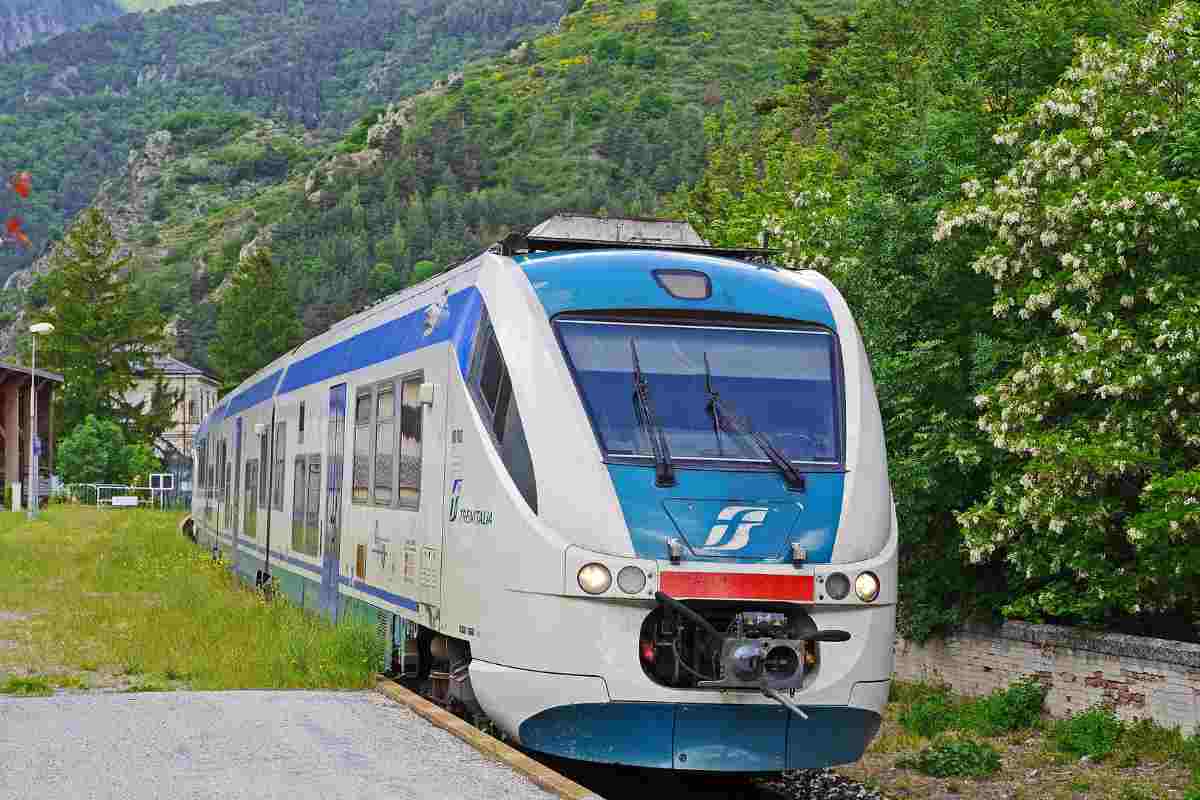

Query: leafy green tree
948,2,1200,624
56,414,161,485
210,247,302,390
33,208,178,445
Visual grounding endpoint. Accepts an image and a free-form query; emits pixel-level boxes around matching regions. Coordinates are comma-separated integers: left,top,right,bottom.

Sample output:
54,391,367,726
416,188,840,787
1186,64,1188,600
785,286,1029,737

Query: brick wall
894,622,1200,735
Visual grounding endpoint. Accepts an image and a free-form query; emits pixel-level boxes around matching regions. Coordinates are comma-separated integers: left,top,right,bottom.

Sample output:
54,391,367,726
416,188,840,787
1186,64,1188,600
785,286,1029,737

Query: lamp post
28,322,54,520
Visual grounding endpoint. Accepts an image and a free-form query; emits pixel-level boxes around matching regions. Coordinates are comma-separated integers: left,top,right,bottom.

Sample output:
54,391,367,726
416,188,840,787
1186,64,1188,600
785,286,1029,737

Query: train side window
469,313,537,513
298,401,305,444
244,460,257,535
291,455,307,553
258,429,269,508
352,390,371,504
305,456,322,557
272,422,286,511
398,377,422,509
374,384,395,506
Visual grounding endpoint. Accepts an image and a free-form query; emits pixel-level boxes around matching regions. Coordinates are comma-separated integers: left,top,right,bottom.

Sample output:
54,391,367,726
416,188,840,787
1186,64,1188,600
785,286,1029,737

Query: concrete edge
373,677,603,800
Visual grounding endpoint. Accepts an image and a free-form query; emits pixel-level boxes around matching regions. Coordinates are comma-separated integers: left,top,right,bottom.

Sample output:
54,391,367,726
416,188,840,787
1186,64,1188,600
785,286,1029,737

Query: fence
62,483,192,510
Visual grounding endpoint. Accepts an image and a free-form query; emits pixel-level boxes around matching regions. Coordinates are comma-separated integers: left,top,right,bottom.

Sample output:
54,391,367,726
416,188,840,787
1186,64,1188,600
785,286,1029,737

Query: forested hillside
677,0,1200,642
8,0,851,381
0,0,567,280
0,0,121,54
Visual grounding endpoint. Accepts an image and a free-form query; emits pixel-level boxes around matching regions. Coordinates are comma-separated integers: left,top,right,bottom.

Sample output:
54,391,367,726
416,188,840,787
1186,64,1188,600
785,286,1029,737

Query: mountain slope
0,0,567,281
0,0,122,54
7,0,855,373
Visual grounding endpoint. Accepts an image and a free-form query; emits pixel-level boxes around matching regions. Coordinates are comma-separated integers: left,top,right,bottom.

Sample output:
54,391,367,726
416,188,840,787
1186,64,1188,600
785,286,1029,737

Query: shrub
899,687,960,737
965,679,1047,735
1052,708,1124,761
897,737,1001,777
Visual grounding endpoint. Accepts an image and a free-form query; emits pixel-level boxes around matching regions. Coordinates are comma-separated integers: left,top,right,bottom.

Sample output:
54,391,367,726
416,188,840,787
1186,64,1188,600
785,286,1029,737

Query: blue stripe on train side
518,249,835,328
277,287,482,396
226,369,283,417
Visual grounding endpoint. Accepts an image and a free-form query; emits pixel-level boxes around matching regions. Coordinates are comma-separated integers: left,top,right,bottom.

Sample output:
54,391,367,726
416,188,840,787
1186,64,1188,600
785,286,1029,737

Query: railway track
535,755,884,800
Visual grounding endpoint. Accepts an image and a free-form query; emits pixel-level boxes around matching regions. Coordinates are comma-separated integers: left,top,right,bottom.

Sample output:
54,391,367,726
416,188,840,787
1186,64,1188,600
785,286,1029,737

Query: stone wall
894,622,1200,735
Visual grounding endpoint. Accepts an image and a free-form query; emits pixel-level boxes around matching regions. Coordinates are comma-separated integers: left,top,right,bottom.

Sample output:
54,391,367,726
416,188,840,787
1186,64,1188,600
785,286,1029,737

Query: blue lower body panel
518,702,880,772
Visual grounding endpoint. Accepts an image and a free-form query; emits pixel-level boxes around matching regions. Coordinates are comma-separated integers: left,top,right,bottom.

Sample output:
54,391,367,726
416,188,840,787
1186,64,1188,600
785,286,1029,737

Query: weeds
0,507,384,690
897,679,1046,739
0,675,52,696
897,736,1002,777
1051,707,1124,761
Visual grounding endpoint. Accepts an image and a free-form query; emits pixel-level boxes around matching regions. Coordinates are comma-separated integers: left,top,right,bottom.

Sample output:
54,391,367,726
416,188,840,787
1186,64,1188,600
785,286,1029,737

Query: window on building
272,422,286,510
188,399,196,423
352,375,422,509
469,314,537,512
298,401,305,444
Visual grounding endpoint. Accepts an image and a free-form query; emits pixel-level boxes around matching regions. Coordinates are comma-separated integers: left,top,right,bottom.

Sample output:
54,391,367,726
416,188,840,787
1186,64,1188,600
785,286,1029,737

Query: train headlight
578,563,612,594
855,571,880,603
825,572,850,600
617,566,647,594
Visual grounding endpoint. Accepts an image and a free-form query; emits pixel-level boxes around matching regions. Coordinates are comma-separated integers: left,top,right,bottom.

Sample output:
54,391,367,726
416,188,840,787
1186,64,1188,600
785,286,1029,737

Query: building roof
142,355,217,381
0,360,63,383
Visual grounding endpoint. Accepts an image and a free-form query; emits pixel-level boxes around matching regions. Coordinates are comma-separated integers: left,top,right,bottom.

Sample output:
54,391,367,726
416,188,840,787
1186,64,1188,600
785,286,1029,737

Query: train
189,215,896,773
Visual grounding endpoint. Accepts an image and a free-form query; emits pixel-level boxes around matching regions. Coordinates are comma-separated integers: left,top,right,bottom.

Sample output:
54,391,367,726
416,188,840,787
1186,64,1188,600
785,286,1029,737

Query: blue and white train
190,216,896,773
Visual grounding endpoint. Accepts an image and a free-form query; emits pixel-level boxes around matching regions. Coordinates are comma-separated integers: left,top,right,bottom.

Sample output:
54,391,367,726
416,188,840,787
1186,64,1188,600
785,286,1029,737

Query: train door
232,417,242,561
417,352,450,622
320,384,347,621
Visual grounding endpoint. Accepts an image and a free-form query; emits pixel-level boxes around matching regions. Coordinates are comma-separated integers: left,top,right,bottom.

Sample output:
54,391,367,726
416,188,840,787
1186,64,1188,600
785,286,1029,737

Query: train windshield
556,319,840,464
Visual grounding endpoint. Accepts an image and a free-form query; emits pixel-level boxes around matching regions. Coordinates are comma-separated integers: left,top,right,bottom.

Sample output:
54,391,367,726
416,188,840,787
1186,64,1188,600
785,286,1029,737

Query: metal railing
62,483,192,510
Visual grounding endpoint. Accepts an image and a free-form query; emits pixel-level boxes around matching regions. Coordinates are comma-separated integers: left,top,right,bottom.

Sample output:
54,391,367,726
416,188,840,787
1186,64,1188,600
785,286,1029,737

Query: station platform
0,690,563,800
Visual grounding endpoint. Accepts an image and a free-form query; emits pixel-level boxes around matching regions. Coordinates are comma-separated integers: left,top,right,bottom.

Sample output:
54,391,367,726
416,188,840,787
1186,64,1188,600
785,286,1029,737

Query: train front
468,246,895,773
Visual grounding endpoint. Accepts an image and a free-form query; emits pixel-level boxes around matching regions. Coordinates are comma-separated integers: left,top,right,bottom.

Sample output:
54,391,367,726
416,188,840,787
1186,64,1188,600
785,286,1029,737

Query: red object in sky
9,172,31,199
4,216,30,247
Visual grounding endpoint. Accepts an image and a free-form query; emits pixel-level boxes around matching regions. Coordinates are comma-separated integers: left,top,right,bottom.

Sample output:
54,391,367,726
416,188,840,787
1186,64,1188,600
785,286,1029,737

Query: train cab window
469,313,537,513
272,423,286,510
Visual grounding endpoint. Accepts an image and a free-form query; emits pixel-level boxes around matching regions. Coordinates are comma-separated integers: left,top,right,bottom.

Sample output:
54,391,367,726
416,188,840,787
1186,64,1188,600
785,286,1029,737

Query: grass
0,506,383,690
0,675,52,696
838,680,1200,799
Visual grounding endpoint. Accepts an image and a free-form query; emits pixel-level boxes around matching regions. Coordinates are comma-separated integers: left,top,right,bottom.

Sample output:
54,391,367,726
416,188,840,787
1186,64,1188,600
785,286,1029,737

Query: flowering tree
944,2,1200,622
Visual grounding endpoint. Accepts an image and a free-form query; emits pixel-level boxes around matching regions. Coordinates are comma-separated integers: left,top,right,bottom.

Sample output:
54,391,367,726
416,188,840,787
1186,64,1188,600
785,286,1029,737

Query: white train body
192,242,895,772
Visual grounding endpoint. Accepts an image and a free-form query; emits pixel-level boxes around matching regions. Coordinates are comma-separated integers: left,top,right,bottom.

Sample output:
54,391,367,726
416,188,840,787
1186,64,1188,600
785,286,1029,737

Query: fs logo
702,506,769,551
448,479,463,521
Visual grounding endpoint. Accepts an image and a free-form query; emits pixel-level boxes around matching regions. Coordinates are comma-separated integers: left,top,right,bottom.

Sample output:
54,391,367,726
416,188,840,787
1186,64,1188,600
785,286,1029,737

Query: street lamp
28,322,54,520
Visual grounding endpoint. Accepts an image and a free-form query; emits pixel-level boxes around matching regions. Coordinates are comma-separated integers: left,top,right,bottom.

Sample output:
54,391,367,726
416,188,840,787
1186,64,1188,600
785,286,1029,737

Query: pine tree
33,208,178,445
211,247,302,391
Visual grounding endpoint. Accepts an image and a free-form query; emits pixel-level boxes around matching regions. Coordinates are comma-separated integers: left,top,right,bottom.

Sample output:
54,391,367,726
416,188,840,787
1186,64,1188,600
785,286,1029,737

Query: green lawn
0,506,382,692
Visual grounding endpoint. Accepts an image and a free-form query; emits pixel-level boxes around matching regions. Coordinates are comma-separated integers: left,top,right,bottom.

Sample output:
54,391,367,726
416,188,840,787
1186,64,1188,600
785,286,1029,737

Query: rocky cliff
0,1,121,55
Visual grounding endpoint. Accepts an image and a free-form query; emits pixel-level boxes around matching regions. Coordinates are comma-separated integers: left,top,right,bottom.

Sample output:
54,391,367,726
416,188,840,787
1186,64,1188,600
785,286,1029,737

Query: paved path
0,690,555,800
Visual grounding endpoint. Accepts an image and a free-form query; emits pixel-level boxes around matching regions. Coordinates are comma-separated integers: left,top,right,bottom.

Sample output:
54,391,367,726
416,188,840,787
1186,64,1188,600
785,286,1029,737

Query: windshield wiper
631,339,676,487
703,351,806,492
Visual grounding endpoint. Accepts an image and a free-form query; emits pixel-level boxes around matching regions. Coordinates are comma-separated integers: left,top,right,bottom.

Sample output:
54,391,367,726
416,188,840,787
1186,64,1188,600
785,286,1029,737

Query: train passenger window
398,377,422,509
305,457,322,556
273,422,286,510
469,312,537,513
244,460,257,536
258,429,269,508
374,385,395,506
352,390,371,503
291,456,307,553
298,401,305,444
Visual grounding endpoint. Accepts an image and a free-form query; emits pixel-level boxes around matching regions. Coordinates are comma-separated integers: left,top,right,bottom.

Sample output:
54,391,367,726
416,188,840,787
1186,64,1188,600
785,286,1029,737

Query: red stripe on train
659,572,814,601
